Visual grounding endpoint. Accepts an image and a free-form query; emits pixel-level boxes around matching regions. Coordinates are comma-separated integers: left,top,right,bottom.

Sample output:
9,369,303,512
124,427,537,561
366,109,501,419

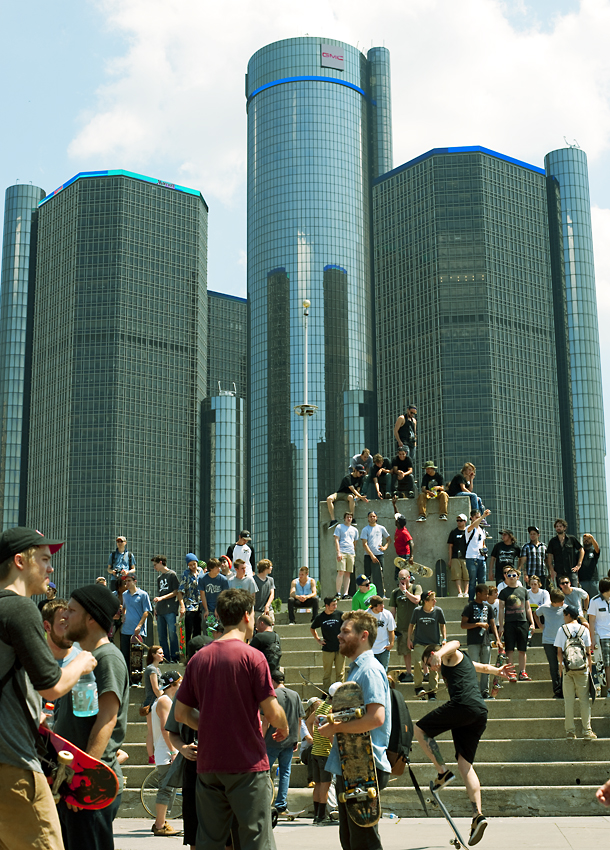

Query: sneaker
275,806,287,814
414,687,425,697
308,781,316,788
439,514,448,521
288,621,295,625
408,491,415,499
334,592,341,599
416,515,426,522
481,690,490,700
427,693,437,701
480,519,490,527
518,671,531,681
399,672,414,683
148,755,155,765
469,814,487,846
342,594,352,600
507,671,517,683
566,731,576,739
316,817,336,826
312,815,321,824
152,822,181,837
423,673,429,682
583,730,598,740
433,769,455,791
328,520,338,529
553,693,563,699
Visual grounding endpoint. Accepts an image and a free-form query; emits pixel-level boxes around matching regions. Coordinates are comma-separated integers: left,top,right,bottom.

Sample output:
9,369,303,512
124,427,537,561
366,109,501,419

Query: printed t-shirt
588,595,610,639
311,610,342,652
199,572,230,613
499,586,528,622
447,527,467,559
461,600,494,646
410,606,446,645
370,608,396,654
580,547,600,581
176,638,275,774
156,570,180,616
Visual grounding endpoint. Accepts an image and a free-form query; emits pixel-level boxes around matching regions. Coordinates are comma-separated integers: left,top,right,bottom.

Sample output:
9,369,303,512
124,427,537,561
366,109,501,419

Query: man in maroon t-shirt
175,587,288,849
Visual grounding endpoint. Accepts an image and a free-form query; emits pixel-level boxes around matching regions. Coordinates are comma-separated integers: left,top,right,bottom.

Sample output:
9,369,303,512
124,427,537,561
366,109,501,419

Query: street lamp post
294,299,318,573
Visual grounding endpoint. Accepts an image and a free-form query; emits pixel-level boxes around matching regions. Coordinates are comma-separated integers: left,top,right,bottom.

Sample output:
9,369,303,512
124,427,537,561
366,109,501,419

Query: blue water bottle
72,671,98,717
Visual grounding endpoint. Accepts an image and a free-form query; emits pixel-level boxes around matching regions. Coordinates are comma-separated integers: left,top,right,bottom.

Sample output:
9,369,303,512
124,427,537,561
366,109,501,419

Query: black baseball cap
160,670,182,689
0,527,64,561
527,526,540,533
356,574,370,586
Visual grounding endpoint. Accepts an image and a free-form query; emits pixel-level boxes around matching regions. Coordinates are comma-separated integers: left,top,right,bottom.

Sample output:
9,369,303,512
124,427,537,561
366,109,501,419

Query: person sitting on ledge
287,566,319,624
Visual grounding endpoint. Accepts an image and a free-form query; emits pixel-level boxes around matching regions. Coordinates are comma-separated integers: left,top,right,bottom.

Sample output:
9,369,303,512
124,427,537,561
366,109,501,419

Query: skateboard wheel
338,792,346,803
367,787,377,799
354,708,363,718
58,751,74,766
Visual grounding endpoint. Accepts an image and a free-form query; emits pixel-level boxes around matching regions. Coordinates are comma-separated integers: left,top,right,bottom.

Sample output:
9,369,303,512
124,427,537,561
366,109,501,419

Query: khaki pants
322,651,346,693
0,763,64,850
563,669,592,735
413,646,439,692
417,490,449,517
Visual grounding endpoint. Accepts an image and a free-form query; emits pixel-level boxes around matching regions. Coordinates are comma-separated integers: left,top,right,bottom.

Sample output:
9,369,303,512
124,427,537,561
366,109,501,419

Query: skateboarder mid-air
414,640,514,846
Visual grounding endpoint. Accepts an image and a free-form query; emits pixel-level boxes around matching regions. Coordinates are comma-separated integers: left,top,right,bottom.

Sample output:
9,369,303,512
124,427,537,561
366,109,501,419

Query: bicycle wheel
140,768,183,819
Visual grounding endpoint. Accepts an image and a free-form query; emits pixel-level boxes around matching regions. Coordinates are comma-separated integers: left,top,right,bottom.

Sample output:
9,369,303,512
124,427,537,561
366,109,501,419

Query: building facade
545,147,608,552
202,291,247,558
0,183,45,529
246,37,392,592
374,146,567,539
26,170,208,596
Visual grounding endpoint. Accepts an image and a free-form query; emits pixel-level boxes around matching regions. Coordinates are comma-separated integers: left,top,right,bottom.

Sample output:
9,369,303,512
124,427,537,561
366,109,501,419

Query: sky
2,0,610,528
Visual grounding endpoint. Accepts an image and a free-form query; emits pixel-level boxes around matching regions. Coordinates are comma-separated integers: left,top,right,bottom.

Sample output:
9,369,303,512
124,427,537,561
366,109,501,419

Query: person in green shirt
351,575,377,610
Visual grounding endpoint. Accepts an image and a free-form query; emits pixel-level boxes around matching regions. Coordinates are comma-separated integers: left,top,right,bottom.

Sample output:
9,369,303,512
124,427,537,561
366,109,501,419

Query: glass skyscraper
25,170,208,596
246,37,391,591
374,147,566,538
202,291,247,557
545,147,608,551
0,183,45,529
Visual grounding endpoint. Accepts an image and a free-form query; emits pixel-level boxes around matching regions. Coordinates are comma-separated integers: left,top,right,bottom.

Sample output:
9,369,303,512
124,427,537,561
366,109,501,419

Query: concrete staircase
119,595,610,818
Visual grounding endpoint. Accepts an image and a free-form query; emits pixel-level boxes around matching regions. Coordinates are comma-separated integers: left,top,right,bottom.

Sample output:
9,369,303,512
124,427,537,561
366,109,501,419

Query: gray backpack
562,624,588,671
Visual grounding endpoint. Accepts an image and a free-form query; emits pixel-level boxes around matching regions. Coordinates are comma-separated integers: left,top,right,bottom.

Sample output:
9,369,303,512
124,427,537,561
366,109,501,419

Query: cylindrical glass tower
545,147,608,555
246,37,391,591
0,183,46,529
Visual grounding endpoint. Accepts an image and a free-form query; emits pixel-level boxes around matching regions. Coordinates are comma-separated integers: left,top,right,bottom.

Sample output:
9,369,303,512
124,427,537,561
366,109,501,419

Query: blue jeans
157,611,179,660
374,649,390,670
266,744,294,810
467,491,484,513
466,558,486,600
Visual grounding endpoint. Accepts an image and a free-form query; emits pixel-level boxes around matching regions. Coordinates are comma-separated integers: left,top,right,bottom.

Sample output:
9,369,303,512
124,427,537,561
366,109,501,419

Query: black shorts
504,620,528,652
311,753,332,784
416,702,487,765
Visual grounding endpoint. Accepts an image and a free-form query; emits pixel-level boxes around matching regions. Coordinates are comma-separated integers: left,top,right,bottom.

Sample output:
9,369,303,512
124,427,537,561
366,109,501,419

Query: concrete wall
319,494,472,599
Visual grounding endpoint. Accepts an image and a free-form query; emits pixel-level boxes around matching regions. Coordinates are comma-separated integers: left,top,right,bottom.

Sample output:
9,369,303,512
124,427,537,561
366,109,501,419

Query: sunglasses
559,581,570,586
506,573,518,579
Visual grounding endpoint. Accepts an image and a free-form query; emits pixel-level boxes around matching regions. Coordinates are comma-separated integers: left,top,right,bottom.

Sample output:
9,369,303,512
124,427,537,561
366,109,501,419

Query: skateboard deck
435,559,448,597
591,644,606,701
394,557,433,578
39,725,119,809
177,617,185,660
490,652,509,697
330,682,380,827
428,781,467,848
130,636,144,684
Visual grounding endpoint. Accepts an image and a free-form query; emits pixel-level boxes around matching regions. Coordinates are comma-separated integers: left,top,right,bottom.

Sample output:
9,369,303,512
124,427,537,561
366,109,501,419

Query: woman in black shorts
414,640,513,846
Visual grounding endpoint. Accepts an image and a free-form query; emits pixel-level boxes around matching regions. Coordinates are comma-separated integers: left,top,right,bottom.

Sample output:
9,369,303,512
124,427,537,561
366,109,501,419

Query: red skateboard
39,725,119,809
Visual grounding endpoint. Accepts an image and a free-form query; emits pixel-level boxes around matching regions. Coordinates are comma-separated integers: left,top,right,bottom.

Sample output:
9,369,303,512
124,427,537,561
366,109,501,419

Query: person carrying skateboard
57,582,130,849
0,528,98,850
318,609,391,850
414,640,514,846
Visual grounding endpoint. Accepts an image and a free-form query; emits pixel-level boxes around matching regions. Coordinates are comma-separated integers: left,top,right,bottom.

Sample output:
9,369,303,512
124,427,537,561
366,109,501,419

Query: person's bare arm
169,731,197,762
175,699,200,731
150,671,162,699
440,623,447,642
525,599,535,630
498,599,505,632
588,613,597,648
289,579,297,600
265,588,275,612
448,542,453,563
156,695,177,754
387,629,395,650
39,652,97,700
546,553,555,583
318,702,385,740
393,416,405,447
199,590,209,618
134,610,149,636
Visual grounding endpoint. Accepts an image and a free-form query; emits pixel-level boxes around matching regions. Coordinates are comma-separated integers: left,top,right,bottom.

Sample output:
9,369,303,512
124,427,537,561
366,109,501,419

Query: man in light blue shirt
319,610,391,850
120,574,152,681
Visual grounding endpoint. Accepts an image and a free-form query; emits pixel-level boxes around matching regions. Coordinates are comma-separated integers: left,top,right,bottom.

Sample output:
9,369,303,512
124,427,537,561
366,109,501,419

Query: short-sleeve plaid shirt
520,541,548,578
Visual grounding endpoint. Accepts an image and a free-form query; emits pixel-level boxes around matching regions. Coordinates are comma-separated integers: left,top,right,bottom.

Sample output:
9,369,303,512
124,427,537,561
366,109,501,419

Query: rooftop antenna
564,136,581,149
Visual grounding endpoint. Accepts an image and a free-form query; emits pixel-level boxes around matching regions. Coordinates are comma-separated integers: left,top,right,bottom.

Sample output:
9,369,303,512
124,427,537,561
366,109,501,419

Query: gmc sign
321,43,344,71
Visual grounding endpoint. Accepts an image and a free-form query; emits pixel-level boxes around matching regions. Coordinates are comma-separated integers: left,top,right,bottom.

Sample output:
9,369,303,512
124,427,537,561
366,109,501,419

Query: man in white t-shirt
367,597,396,671
227,531,255,577
360,511,390,598
334,513,359,600
588,576,610,700
465,509,490,602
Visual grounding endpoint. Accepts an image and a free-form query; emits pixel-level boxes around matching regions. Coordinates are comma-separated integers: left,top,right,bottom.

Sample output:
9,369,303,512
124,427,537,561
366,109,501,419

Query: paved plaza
113,815,610,850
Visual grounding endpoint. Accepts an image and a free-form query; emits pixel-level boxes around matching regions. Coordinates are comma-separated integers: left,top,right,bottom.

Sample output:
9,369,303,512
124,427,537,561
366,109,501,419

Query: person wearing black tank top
414,641,514,846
